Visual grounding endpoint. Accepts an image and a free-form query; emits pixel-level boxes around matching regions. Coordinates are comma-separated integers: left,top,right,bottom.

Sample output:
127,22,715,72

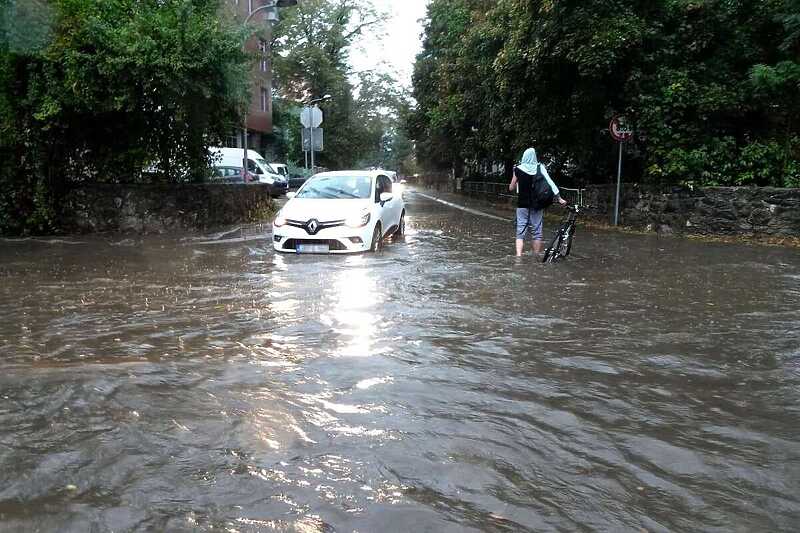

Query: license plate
296,243,330,254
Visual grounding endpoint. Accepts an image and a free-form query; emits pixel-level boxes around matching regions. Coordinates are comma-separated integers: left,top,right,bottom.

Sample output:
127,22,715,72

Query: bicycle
542,204,582,263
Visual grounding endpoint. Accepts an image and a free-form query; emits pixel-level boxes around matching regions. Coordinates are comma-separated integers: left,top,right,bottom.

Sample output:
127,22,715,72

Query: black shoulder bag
530,164,555,209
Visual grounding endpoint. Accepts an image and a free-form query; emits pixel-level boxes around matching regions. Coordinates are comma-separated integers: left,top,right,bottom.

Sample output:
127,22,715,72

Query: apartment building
226,0,276,155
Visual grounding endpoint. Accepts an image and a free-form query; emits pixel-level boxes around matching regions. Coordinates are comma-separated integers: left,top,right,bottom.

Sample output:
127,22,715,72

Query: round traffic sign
609,115,633,142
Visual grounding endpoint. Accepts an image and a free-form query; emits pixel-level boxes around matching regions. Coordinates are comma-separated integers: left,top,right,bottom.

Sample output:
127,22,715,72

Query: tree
408,0,487,177
408,0,800,188
270,0,387,170
351,70,414,170
0,0,250,234
748,0,800,187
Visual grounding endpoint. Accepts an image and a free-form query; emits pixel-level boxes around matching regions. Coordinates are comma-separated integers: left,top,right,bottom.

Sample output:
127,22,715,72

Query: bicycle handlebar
559,203,594,212
559,203,581,212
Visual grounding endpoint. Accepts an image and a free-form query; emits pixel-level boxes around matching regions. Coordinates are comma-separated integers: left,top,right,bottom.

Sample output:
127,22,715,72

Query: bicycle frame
542,205,581,263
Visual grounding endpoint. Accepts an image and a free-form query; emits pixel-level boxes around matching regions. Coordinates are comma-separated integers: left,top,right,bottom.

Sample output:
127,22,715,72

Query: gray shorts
516,208,543,240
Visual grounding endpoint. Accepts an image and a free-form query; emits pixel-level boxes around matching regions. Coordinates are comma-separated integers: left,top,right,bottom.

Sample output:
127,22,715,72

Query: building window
259,40,268,72
261,87,268,112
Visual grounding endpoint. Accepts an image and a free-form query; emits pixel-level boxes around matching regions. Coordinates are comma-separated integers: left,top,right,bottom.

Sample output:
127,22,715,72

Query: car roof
314,170,388,178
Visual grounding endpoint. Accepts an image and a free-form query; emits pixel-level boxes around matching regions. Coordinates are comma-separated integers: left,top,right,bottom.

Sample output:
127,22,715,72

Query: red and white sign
609,115,633,142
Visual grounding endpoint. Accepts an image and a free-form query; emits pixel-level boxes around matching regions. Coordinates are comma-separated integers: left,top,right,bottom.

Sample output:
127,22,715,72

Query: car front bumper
272,223,373,254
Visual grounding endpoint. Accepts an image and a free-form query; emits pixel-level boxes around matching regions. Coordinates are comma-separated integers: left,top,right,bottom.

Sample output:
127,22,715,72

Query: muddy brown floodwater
1,190,799,532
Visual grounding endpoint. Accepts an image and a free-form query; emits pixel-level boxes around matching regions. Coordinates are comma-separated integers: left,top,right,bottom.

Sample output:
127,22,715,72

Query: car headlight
345,210,371,228
274,212,286,227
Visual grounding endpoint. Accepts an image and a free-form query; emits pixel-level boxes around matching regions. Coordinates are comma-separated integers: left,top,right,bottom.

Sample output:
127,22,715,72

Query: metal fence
461,181,515,199
559,187,585,206
461,181,586,206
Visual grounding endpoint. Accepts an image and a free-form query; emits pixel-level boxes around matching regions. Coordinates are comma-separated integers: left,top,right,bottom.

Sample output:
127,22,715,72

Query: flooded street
1,190,799,532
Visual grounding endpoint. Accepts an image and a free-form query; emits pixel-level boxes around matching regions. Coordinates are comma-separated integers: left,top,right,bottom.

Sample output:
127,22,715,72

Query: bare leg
516,239,524,257
533,239,543,254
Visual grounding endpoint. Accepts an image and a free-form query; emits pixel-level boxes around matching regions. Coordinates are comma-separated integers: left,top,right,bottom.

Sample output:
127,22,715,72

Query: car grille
286,219,346,235
282,239,348,251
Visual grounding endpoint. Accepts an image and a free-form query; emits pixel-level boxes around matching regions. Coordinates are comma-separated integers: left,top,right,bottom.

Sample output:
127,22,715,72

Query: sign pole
242,128,248,182
300,104,323,174
614,141,623,226
309,123,315,173
609,115,632,226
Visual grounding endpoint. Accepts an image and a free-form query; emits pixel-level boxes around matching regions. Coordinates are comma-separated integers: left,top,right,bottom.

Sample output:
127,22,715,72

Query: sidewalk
414,187,568,225
415,187,800,248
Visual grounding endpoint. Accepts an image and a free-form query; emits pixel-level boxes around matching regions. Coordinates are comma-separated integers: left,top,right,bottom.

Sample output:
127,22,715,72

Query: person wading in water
508,148,567,257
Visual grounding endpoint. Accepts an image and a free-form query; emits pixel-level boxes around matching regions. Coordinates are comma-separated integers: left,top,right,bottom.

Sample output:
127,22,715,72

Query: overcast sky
349,0,430,88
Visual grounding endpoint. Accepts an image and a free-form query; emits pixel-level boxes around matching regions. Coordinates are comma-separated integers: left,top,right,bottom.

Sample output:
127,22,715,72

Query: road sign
609,115,633,226
301,127,324,151
300,106,323,128
609,115,633,142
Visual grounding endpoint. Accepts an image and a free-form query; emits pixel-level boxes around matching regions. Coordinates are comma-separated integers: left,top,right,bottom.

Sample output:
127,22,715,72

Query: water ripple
1,193,799,531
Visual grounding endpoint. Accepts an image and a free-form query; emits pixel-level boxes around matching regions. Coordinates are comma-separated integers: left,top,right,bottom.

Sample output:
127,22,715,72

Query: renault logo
306,219,319,234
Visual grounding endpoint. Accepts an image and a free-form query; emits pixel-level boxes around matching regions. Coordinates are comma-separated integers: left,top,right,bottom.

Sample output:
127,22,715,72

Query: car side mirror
379,192,393,204
286,192,296,199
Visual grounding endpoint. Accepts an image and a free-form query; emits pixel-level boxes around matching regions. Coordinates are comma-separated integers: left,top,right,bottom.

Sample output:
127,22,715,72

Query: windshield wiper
298,191,337,199
326,187,360,199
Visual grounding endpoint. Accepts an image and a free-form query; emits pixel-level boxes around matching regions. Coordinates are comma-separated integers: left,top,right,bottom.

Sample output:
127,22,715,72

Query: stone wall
58,183,275,234
457,181,800,238
584,185,800,237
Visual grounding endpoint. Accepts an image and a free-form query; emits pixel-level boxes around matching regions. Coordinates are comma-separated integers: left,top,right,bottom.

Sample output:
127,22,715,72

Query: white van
209,147,288,195
270,163,289,179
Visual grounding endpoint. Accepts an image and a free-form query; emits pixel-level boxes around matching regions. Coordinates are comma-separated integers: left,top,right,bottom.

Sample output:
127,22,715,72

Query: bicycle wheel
542,231,563,263
561,223,576,258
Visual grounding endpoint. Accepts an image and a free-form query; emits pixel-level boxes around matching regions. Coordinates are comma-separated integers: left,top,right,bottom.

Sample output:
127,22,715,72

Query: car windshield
256,158,275,174
296,175,372,199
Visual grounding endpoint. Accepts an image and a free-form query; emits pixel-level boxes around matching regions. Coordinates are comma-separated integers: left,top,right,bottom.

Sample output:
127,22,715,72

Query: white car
273,171,406,254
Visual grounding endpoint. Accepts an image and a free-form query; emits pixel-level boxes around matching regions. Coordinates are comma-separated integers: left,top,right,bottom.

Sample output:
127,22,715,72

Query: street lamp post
241,0,297,179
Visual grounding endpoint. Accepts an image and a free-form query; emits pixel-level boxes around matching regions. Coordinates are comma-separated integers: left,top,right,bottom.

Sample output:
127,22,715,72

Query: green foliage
0,0,249,234
270,0,412,172
410,0,800,188
271,0,382,170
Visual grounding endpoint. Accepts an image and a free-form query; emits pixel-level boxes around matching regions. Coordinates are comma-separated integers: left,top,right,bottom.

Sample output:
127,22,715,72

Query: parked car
209,147,287,195
273,170,406,254
271,163,289,179
209,165,248,184
288,172,310,190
